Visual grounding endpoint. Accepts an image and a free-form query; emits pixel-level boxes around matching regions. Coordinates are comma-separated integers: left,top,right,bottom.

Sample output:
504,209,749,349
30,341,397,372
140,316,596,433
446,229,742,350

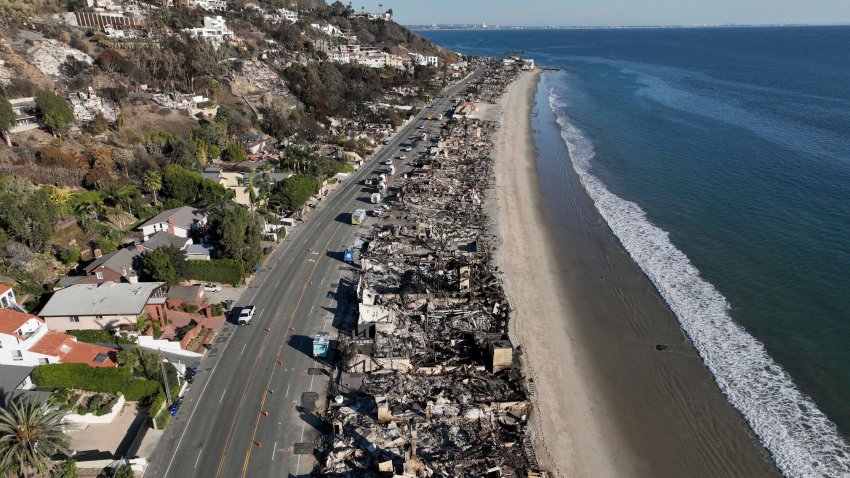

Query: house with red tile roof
0,309,117,367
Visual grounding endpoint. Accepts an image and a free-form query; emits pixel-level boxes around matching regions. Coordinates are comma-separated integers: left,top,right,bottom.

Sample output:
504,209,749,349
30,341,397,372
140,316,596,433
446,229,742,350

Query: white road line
240,343,247,355
285,383,291,397
272,441,277,461
163,319,236,478
193,448,203,469
219,388,227,404
309,373,316,391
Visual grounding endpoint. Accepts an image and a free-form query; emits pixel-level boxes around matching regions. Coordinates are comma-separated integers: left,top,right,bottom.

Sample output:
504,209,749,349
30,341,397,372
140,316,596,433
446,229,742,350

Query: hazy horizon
351,1,850,27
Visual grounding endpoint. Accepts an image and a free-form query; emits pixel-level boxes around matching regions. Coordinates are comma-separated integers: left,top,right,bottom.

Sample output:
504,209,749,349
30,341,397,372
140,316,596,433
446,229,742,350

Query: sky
352,0,850,26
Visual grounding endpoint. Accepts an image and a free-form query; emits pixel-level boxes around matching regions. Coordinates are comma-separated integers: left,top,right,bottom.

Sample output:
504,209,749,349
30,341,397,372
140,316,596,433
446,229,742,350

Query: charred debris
314,64,549,478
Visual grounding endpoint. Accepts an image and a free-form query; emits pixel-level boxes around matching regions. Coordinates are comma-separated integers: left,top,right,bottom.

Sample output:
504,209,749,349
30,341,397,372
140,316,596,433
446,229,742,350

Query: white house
138,206,208,239
185,0,227,11
311,21,344,37
409,53,438,67
278,8,298,23
0,285,19,309
0,309,117,367
183,16,234,46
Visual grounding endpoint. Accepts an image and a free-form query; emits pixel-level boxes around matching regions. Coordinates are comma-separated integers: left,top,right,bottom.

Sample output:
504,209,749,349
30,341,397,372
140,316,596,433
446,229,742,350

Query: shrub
66,330,137,344
196,100,215,109
210,303,224,317
32,364,160,401
147,391,166,418
186,259,243,286
154,408,171,429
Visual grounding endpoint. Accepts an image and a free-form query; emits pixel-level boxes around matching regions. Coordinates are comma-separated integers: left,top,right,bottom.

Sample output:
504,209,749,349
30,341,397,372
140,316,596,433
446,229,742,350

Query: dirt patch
122,102,197,136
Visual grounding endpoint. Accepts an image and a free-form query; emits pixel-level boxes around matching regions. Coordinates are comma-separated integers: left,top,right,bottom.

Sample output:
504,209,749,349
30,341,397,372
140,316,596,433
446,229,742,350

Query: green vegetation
51,458,78,478
0,176,58,250
154,408,171,430
186,259,244,286
0,397,71,477
32,364,161,401
268,174,319,213
221,142,246,163
114,464,135,478
66,329,137,345
208,207,263,272
35,91,74,135
161,164,233,208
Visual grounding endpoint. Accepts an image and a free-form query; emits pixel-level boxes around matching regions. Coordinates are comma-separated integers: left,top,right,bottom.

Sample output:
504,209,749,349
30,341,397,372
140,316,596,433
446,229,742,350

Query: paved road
144,73,477,478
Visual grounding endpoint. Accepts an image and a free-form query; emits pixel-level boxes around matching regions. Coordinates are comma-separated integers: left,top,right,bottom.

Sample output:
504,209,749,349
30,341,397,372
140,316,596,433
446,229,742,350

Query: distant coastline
409,23,850,31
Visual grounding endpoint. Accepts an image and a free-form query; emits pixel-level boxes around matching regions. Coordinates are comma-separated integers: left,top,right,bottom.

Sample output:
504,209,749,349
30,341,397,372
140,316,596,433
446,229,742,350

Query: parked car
382,159,393,165
203,283,222,293
399,154,406,159
238,306,256,325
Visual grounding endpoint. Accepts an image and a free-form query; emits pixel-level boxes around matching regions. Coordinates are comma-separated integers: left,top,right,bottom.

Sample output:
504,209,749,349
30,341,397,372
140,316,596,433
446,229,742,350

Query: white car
203,283,222,293
238,306,255,325
382,159,393,165
402,146,412,152
399,154,406,159
417,125,425,129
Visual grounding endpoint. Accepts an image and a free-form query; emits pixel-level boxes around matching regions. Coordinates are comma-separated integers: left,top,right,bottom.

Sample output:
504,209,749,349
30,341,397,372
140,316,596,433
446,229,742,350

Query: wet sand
489,69,781,477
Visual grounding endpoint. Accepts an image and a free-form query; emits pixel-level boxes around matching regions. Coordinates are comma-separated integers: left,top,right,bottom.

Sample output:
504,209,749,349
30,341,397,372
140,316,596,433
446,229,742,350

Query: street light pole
158,349,172,404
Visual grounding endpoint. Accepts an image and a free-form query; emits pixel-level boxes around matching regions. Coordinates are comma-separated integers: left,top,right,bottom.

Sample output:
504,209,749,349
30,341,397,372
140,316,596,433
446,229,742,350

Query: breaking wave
547,88,850,478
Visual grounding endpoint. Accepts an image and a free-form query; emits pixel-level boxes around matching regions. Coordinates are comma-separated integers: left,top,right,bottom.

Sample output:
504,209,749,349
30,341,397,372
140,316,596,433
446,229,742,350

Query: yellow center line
241,223,342,477
213,232,324,477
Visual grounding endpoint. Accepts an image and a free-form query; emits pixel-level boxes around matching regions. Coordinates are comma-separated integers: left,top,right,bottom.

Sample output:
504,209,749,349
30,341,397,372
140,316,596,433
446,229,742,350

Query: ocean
421,27,850,476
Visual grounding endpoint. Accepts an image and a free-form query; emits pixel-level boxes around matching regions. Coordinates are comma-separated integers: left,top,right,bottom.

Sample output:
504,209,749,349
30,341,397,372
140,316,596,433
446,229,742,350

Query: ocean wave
547,88,850,478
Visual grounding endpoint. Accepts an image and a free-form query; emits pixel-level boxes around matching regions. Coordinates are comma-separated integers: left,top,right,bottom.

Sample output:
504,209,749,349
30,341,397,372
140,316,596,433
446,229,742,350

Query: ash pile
315,63,548,478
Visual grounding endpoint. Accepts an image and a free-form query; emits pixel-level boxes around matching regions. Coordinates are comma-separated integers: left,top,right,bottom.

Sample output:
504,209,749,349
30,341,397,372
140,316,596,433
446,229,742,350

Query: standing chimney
93,249,102,259
167,218,175,235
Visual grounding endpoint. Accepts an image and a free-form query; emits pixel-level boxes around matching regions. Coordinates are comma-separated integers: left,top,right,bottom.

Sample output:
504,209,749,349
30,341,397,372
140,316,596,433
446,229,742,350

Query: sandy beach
489,69,781,477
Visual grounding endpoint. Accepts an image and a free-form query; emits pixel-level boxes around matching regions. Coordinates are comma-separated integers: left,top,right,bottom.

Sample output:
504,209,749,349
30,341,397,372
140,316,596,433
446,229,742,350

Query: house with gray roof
136,231,193,253
82,247,140,284
138,206,207,238
39,281,167,332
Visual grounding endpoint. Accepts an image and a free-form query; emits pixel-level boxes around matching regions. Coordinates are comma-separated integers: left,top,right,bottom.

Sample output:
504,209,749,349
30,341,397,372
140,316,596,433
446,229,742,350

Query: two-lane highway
144,71,478,478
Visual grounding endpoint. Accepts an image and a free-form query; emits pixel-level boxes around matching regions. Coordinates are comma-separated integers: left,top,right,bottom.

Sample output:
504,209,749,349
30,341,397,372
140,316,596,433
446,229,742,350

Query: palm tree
0,398,71,478
143,170,162,207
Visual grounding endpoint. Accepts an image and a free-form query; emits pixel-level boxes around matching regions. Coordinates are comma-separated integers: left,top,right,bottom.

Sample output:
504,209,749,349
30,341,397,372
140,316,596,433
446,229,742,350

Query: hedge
186,259,243,286
147,391,166,418
154,408,171,429
32,364,159,401
66,330,137,344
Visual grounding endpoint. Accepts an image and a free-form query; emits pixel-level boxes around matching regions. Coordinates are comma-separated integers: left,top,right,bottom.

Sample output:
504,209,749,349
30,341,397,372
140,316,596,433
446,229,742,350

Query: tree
140,250,180,285
142,170,162,207
0,176,59,251
85,112,109,135
0,397,71,478
0,97,14,147
208,207,262,272
221,143,246,163
269,174,318,213
35,92,74,136
96,49,124,74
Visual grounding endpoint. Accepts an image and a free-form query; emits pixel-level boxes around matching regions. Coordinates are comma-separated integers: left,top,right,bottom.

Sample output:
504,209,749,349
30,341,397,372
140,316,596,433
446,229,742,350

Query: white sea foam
548,88,850,478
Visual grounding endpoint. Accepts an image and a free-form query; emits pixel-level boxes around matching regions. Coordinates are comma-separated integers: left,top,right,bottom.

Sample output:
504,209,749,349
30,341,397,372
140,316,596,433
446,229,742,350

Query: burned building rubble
315,64,548,478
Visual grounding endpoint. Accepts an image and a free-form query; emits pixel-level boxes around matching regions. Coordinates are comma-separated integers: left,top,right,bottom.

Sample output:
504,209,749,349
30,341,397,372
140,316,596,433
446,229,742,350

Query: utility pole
158,349,173,404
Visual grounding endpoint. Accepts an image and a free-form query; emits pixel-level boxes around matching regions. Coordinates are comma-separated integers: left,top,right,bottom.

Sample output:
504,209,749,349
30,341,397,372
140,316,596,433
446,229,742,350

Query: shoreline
489,69,782,476
488,68,631,476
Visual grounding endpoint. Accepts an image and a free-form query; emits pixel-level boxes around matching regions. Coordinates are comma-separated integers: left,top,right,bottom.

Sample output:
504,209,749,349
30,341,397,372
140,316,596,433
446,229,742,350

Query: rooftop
85,247,139,275
138,206,206,231
0,309,41,338
29,331,117,367
139,231,190,251
39,282,165,317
